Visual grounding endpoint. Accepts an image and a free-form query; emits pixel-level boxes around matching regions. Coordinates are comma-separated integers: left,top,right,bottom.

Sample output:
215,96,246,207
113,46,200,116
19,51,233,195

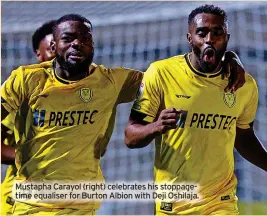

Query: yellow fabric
1,60,143,212
1,113,17,216
1,165,17,215
156,179,238,215
12,201,96,215
132,53,258,214
2,112,16,132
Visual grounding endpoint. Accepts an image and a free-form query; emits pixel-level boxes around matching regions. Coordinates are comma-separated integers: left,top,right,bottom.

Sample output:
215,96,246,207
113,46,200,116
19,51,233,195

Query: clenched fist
154,108,183,134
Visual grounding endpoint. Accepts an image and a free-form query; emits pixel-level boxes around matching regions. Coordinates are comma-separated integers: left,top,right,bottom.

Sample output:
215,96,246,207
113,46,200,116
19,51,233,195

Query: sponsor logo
176,111,188,128
223,92,236,108
221,195,230,201
33,110,46,127
190,113,236,130
33,109,98,127
6,196,15,206
79,88,93,103
176,94,191,99
160,202,172,211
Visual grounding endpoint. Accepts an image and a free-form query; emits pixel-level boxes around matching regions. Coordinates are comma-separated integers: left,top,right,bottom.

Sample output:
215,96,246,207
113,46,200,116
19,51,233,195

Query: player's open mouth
203,48,216,64
68,52,84,60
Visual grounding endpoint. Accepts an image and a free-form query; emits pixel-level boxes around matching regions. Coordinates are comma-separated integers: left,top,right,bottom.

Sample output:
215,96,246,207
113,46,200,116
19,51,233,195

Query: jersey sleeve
2,112,16,131
2,112,16,147
131,63,163,123
236,77,258,129
110,67,143,104
1,67,26,114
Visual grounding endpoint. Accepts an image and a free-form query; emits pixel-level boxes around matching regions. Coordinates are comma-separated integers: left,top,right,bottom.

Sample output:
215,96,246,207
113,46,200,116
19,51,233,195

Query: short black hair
188,4,228,26
52,14,93,37
32,20,56,53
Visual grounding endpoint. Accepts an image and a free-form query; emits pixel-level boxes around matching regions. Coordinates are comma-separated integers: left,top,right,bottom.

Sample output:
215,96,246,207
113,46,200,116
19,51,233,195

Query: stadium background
1,1,267,215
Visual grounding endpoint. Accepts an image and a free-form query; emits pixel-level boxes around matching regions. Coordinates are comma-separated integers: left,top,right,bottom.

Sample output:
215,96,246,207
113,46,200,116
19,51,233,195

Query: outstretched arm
235,126,267,172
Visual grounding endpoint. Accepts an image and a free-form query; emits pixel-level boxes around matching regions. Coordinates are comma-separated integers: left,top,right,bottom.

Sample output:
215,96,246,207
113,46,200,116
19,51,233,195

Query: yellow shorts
12,202,96,215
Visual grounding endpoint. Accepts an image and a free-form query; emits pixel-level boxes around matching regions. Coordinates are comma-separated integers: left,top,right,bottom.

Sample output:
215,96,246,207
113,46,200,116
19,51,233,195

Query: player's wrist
151,122,163,136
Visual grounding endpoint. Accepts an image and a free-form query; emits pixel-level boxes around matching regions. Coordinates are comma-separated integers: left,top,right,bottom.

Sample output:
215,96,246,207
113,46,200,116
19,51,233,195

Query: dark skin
125,13,267,172
235,127,267,172
187,13,244,92
36,34,55,62
0,19,247,164
187,13,230,73
1,20,94,165
1,33,56,165
51,20,94,81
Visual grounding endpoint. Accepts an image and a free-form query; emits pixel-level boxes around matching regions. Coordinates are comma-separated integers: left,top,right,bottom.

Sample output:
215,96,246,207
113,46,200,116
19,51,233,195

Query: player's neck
189,52,222,74
54,60,89,81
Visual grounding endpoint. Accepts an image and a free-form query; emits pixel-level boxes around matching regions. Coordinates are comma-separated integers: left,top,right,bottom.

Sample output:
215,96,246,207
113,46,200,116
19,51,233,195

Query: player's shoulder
244,73,258,90
13,60,53,79
147,54,186,78
97,64,143,80
99,64,142,74
151,54,185,69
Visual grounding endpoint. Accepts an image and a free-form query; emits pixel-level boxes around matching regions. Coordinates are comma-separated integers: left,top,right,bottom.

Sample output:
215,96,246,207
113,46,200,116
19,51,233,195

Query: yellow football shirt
1,60,143,211
1,113,17,215
132,53,258,214
1,165,17,215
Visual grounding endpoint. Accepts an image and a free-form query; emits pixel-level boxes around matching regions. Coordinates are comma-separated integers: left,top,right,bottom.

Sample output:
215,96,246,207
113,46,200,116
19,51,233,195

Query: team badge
223,92,236,108
79,88,93,103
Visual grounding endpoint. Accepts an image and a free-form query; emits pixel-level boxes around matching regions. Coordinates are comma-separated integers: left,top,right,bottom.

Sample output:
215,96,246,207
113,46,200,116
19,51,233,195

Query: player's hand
222,51,246,93
154,108,181,134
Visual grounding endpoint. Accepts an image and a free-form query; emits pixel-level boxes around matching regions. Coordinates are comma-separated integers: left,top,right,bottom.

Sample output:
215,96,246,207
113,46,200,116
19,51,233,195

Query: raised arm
223,51,246,92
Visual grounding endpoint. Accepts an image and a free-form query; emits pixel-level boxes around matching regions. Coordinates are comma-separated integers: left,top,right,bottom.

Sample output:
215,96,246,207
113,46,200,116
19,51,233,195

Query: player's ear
187,33,193,46
36,50,42,62
50,40,56,53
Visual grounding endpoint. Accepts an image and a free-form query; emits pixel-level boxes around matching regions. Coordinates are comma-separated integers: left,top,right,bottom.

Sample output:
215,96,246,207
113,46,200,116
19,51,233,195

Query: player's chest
27,82,117,128
29,82,116,111
163,80,245,131
163,78,243,116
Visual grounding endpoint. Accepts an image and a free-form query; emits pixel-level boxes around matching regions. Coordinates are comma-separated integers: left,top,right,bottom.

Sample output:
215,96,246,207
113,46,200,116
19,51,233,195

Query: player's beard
192,44,227,73
56,52,94,76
